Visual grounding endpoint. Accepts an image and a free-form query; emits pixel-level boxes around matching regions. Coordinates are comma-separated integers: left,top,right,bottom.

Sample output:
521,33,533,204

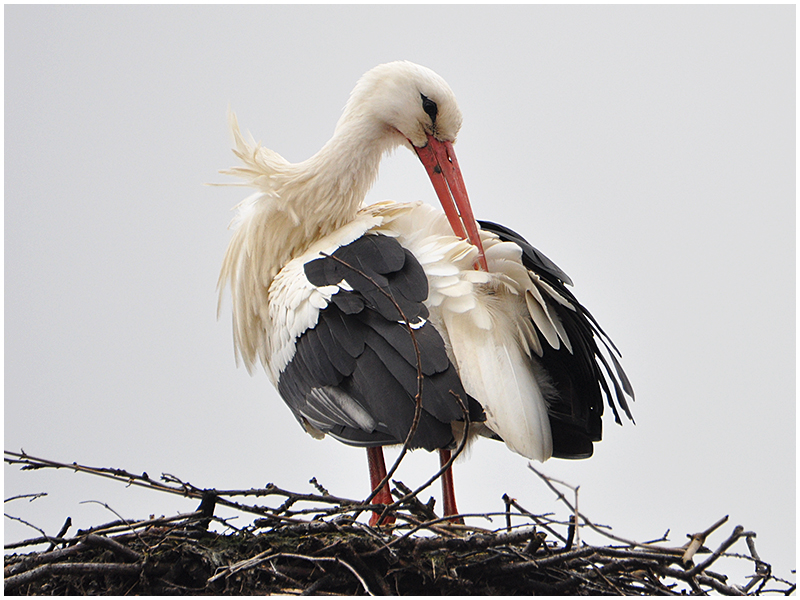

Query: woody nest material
4,451,794,596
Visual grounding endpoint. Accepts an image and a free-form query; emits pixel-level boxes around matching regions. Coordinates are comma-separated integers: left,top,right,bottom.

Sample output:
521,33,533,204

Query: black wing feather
322,308,366,358
362,325,466,424
312,318,356,375
297,326,343,386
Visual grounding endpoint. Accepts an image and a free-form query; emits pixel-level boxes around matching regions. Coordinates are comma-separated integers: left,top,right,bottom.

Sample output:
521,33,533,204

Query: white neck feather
228,110,396,273
218,111,399,368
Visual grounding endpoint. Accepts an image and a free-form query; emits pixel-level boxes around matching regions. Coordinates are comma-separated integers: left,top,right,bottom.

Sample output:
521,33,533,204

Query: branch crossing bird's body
219,61,634,520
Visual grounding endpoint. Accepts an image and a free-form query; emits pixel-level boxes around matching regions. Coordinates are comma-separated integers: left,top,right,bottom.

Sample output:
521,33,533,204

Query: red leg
367,446,395,526
439,449,462,522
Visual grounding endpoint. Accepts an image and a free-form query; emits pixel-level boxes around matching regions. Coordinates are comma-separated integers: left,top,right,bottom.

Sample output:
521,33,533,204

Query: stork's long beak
415,135,488,271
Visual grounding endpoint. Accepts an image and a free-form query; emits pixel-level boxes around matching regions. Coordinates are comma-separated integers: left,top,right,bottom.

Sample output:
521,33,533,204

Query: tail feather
444,307,553,462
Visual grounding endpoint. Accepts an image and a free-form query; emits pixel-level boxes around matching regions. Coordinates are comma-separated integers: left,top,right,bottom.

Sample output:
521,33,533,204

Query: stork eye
420,93,438,123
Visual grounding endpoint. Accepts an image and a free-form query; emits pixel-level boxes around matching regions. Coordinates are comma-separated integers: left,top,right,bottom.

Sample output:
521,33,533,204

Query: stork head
340,61,463,148
340,61,487,269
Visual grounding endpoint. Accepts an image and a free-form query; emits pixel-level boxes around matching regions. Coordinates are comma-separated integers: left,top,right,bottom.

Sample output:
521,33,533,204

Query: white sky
5,5,795,583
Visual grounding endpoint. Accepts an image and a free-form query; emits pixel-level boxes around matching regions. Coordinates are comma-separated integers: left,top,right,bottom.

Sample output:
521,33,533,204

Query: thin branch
208,549,276,582
211,551,374,596
4,492,47,503
5,542,85,577
3,513,59,546
319,252,426,512
503,494,566,544
273,553,375,596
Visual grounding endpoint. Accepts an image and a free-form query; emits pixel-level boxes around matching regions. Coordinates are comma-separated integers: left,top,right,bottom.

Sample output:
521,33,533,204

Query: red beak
415,135,488,272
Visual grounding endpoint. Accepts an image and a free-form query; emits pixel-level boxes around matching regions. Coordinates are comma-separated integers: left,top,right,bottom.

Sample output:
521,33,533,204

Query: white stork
219,61,633,525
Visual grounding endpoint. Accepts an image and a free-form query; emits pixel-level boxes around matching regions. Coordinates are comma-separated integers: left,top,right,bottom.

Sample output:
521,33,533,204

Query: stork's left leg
439,449,463,522
366,446,395,526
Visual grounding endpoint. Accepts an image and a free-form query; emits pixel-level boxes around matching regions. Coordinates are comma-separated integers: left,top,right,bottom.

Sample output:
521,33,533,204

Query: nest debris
4,451,795,596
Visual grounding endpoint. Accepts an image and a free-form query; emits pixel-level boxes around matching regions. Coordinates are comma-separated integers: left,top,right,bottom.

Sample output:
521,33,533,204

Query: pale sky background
5,5,795,583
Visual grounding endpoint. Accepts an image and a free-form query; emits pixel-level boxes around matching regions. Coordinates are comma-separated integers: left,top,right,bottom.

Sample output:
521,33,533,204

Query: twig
741,533,771,593
5,450,189,498
3,513,60,546
79,510,204,538
384,511,532,549
584,557,626,595
4,542,85,577
503,495,567,544
565,513,577,551
4,492,47,503
208,549,276,582
657,565,746,595
392,480,438,522
318,253,473,526
274,553,374,596
541,472,581,546
308,477,330,496
4,534,69,551
411,527,538,554
5,451,363,524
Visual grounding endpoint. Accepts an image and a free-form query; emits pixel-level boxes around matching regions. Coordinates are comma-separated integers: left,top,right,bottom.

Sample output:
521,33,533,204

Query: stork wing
479,220,634,459
277,234,484,451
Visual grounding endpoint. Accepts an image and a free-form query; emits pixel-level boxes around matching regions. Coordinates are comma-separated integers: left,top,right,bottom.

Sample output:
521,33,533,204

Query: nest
4,451,794,595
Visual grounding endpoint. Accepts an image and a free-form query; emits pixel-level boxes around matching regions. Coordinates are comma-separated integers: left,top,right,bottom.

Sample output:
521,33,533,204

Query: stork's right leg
367,446,395,526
